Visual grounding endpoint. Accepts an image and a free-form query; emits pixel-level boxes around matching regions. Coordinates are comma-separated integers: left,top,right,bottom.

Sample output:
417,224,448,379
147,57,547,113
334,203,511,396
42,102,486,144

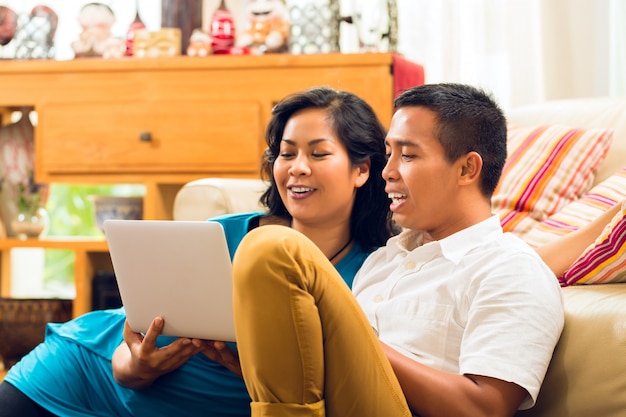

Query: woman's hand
193,339,243,377
112,317,201,389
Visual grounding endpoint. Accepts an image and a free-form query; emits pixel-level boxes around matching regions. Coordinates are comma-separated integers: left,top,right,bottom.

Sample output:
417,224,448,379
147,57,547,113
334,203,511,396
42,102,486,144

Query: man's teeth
291,187,314,193
388,192,406,203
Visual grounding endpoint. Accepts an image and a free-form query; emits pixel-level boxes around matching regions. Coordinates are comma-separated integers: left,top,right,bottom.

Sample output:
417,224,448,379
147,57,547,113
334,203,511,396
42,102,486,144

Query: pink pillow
493,124,613,237
559,201,626,286
523,167,626,248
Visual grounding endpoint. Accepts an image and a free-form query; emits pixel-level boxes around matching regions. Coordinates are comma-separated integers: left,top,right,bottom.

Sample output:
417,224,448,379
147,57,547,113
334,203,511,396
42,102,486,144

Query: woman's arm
536,202,622,277
112,318,200,389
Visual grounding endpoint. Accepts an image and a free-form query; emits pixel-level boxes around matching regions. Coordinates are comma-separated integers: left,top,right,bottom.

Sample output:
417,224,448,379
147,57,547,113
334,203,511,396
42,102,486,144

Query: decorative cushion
492,124,614,236
558,201,626,286
523,167,626,248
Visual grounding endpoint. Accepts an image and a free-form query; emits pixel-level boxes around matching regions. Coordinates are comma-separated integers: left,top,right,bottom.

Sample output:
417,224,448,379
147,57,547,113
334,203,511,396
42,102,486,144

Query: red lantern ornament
210,0,235,54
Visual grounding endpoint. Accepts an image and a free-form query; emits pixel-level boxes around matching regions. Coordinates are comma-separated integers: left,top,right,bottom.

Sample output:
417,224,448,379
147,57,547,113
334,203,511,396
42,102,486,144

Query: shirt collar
386,214,503,264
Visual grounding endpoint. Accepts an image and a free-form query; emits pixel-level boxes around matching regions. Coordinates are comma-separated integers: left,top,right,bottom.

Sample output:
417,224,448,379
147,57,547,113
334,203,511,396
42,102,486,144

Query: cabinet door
37,100,262,175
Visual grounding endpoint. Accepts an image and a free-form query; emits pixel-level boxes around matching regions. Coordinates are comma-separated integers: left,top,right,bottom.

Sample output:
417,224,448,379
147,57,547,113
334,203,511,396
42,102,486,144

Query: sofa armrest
517,283,626,417
173,178,267,221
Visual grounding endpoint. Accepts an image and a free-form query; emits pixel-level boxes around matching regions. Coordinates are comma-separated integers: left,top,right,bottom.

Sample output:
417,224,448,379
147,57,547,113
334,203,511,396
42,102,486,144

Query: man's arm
382,342,526,417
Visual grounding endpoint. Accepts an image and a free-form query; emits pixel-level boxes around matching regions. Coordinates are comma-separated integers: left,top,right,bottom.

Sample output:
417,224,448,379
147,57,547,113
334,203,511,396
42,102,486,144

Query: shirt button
374,295,383,303
406,261,416,269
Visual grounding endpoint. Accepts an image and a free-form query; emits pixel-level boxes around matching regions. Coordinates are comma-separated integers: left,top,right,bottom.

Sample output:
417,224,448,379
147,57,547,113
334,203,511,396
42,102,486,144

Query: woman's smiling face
273,108,370,227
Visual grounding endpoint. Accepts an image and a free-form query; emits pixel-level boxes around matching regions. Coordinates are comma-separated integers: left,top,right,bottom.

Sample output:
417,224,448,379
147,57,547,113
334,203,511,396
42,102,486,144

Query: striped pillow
493,124,614,236
559,201,626,285
523,167,626,248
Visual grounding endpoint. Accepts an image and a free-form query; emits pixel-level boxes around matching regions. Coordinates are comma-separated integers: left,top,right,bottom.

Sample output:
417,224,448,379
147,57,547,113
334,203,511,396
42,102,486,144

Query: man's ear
459,151,482,184
355,159,371,188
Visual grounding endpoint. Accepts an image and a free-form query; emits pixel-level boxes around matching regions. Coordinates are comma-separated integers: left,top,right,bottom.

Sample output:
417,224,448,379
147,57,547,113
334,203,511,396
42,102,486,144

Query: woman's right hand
111,317,201,389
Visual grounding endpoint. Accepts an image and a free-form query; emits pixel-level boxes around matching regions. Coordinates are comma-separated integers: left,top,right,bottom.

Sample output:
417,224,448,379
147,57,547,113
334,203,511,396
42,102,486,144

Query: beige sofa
173,97,626,417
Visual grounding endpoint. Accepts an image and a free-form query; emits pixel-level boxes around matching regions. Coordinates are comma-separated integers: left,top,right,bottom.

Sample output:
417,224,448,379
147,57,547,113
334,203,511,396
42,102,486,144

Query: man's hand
193,339,242,377
112,317,201,389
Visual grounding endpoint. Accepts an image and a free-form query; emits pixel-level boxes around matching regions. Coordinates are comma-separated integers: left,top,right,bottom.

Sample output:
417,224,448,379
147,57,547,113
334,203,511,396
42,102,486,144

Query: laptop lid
103,219,235,341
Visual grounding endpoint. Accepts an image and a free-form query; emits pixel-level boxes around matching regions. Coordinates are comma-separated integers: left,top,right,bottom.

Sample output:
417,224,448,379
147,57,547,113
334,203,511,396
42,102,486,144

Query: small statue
236,0,289,54
71,2,119,58
187,28,212,57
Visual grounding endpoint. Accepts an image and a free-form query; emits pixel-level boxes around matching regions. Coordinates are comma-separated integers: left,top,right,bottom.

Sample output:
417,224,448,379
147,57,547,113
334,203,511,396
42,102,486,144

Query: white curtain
396,0,626,110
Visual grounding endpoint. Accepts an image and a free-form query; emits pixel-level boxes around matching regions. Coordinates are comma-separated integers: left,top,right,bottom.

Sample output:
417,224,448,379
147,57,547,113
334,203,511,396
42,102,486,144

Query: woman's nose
288,154,311,176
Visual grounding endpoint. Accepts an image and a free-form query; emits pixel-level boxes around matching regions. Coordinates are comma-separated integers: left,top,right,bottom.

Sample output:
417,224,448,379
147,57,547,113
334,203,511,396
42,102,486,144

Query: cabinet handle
139,131,152,142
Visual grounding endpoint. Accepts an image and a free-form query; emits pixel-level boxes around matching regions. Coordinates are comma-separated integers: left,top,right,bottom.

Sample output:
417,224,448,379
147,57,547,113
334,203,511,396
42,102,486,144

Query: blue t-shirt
6,212,371,417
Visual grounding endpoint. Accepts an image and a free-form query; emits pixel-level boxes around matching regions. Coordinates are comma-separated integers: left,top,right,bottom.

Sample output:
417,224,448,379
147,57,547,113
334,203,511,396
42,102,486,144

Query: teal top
5,212,372,417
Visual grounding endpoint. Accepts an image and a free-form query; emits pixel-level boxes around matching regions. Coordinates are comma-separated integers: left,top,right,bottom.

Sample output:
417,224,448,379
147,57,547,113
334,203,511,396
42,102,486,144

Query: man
230,83,564,417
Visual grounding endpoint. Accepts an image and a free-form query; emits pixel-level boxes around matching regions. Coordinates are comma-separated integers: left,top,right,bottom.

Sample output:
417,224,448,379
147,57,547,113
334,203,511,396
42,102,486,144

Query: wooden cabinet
0,53,395,316
39,100,262,175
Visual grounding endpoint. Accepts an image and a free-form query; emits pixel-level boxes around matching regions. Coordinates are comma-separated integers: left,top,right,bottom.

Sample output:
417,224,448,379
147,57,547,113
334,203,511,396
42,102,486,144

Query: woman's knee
233,225,302,284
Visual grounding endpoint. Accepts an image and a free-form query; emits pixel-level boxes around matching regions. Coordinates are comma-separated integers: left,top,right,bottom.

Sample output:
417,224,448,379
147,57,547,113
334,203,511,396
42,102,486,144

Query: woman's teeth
388,192,406,204
291,187,314,193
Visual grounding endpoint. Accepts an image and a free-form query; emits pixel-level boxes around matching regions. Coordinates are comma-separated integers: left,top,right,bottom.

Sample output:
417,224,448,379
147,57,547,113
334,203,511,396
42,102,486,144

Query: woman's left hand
193,339,242,377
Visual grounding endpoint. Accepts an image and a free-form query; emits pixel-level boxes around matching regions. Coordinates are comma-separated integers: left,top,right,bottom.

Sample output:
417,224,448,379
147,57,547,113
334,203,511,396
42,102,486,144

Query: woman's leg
0,381,56,417
233,225,410,417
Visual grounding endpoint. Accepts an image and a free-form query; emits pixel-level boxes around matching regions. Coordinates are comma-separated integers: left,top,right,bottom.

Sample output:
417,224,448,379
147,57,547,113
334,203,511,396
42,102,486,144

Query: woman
0,86,396,417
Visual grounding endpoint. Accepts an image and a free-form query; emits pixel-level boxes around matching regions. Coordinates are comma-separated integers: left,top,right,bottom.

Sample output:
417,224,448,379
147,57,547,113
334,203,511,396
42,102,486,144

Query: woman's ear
459,151,482,184
354,159,371,188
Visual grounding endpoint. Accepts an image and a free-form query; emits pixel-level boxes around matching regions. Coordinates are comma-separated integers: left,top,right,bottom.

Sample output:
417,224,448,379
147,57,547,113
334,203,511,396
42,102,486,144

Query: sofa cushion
515,284,626,417
523,166,626,247
173,178,267,221
493,124,613,236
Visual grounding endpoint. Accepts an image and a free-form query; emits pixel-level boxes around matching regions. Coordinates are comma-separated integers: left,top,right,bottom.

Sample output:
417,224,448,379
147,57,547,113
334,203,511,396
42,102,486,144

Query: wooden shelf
0,238,111,317
0,237,108,250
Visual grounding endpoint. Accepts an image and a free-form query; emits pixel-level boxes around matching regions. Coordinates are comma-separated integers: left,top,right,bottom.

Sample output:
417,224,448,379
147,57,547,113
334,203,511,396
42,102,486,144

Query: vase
286,0,341,54
0,297,73,369
10,206,49,239
125,1,146,57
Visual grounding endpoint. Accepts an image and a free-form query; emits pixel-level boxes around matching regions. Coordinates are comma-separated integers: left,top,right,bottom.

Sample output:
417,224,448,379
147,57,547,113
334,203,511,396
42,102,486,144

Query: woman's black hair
260,86,397,250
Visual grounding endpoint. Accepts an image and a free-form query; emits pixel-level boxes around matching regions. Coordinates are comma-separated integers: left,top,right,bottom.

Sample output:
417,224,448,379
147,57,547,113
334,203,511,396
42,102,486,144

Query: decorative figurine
237,0,290,54
71,3,118,58
187,28,212,56
209,0,235,54
133,28,182,58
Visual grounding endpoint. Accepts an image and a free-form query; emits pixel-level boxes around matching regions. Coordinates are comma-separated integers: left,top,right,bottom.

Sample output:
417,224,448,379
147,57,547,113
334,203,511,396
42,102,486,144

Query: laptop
103,219,236,341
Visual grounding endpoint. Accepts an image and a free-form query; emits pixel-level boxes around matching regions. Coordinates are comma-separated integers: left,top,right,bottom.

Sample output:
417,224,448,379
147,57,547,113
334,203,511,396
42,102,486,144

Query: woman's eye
385,153,391,160
312,152,330,158
279,152,295,159
401,154,415,161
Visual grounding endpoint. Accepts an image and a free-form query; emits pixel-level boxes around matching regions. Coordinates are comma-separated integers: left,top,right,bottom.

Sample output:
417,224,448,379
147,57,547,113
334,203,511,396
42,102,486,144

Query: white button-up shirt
352,215,564,409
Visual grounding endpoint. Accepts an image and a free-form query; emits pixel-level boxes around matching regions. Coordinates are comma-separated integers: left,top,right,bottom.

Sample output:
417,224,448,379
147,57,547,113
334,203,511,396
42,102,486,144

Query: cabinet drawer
38,100,262,175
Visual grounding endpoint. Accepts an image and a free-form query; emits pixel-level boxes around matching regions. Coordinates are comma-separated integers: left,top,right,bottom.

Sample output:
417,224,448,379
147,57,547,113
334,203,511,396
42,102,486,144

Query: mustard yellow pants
232,225,411,417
